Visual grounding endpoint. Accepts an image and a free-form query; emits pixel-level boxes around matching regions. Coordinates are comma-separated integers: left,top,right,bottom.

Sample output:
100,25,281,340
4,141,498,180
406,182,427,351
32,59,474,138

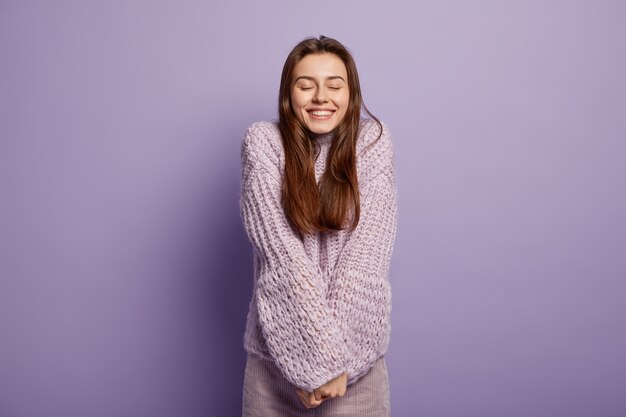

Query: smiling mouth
307,110,335,119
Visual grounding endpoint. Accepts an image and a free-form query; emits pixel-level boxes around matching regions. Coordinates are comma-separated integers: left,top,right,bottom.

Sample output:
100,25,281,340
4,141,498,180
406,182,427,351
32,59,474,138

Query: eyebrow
294,75,346,83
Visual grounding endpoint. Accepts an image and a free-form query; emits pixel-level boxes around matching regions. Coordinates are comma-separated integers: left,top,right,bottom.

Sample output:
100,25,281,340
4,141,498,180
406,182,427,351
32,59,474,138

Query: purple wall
1,1,625,416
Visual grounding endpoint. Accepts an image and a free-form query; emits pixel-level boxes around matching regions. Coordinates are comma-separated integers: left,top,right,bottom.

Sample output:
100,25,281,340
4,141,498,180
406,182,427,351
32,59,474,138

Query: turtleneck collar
308,129,335,145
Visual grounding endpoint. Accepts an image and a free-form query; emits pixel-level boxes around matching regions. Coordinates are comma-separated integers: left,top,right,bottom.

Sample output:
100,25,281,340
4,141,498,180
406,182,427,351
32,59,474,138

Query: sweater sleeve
239,123,349,392
327,121,398,385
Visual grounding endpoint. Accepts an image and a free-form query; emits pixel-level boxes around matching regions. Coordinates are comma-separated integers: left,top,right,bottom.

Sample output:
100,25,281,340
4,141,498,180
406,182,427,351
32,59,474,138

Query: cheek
289,94,307,122
290,91,307,109
338,92,350,111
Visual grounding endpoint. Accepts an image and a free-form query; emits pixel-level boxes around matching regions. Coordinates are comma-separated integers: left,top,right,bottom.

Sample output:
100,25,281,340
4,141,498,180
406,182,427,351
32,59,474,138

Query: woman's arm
327,121,398,385
239,123,348,392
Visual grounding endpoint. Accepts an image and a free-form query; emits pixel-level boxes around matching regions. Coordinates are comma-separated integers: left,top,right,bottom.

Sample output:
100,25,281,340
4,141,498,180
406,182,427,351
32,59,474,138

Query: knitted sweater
239,118,398,392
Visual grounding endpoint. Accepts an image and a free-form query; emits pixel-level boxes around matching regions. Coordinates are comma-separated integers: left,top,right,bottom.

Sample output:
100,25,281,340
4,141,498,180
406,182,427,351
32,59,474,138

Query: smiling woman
290,54,350,133
239,35,397,417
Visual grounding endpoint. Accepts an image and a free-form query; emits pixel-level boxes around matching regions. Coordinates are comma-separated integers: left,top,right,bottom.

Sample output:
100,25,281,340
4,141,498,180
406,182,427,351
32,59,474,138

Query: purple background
1,1,625,416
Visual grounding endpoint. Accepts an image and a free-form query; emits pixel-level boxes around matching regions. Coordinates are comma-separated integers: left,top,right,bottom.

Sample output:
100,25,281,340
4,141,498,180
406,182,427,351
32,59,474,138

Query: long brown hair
278,35,383,235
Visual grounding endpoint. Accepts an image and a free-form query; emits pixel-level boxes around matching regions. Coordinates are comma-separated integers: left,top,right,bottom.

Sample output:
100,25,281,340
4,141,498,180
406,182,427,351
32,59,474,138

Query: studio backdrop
1,1,625,416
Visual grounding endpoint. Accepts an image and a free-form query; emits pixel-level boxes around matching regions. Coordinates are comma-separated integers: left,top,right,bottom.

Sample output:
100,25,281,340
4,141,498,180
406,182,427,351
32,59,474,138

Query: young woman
239,35,398,416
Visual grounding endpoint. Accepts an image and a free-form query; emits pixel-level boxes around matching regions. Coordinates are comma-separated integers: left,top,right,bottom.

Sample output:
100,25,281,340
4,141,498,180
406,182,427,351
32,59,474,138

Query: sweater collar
308,129,335,145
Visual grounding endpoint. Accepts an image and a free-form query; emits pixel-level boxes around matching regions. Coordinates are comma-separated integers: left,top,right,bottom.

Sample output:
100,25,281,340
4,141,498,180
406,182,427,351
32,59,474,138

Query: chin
308,126,333,134
306,121,338,134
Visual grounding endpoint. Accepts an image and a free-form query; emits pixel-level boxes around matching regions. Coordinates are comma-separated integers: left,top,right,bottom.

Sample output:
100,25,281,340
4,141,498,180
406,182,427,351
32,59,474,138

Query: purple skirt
242,353,391,417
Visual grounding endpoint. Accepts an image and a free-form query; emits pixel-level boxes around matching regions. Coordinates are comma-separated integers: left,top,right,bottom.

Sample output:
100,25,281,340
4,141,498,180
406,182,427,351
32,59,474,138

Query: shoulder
356,118,395,179
241,120,284,170
357,118,393,153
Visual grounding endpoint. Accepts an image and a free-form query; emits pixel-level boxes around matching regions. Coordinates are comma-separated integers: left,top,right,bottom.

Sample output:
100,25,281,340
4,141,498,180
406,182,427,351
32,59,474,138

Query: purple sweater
239,118,398,392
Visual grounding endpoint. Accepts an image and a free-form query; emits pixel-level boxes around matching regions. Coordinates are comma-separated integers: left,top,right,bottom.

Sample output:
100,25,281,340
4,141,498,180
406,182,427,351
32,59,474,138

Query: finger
316,387,332,401
314,390,322,401
296,393,307,408
297,390,321,409
298,397,309,409
308,392,323,406
296,391,313,409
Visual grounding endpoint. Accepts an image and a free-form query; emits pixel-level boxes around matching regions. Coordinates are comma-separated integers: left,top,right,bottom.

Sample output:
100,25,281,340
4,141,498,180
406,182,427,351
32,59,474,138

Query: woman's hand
296,388,324,409
314,372,348,401
295,372,348,409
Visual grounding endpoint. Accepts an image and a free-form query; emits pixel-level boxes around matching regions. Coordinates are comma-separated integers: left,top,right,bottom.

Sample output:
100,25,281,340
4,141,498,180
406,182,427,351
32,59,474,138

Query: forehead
293,53,348,79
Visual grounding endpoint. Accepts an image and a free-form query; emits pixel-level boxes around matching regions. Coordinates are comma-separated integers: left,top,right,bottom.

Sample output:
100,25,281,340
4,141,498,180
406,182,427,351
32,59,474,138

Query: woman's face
290,53,350,135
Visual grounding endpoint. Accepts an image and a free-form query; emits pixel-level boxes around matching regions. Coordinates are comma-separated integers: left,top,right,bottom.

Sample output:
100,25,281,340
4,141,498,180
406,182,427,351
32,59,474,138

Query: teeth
311,111,333,116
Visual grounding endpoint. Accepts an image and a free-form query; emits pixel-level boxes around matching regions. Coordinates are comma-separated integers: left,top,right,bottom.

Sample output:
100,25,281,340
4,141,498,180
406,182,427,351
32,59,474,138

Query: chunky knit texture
239,118,398,392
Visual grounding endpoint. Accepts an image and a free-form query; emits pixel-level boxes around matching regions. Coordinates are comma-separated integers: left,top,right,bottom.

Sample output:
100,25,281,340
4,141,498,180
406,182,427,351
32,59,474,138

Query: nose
313,88,328,103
